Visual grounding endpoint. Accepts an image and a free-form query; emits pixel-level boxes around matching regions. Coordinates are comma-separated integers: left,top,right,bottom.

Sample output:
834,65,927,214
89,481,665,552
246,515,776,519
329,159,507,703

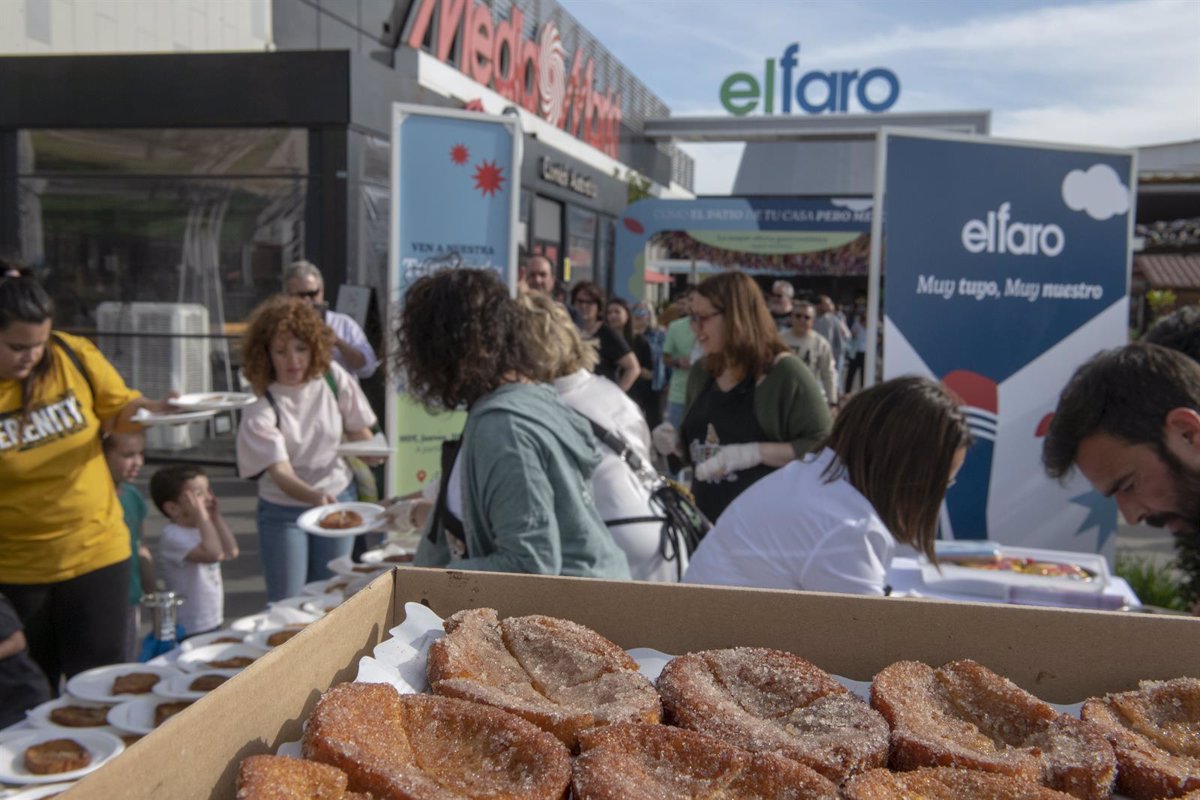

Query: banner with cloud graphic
386,105,521,497
877,130,1134,555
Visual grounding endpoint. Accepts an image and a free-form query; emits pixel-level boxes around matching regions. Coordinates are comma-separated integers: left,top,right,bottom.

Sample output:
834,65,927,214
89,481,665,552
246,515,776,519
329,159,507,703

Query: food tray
920,543,1110,598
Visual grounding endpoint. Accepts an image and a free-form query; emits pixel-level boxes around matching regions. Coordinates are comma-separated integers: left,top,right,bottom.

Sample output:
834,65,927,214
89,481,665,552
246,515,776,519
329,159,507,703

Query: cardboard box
66,568,1200,799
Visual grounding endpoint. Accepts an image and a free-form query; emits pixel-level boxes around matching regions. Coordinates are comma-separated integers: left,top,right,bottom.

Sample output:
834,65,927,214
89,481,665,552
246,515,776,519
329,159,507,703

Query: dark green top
685,353,832,461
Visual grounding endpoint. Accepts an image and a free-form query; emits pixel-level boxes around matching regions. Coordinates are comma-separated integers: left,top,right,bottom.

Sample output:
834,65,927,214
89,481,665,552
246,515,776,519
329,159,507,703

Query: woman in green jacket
397,268,630,579
653,271,831,522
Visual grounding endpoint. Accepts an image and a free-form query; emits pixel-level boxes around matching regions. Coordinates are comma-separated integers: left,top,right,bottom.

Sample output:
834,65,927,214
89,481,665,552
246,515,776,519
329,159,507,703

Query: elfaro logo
719,43,900,116
961,203,1065,257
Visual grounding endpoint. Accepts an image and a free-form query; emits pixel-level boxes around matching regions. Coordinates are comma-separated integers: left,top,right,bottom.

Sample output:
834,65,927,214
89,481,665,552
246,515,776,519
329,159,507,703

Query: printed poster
877,130,1134,555
387,105,520,497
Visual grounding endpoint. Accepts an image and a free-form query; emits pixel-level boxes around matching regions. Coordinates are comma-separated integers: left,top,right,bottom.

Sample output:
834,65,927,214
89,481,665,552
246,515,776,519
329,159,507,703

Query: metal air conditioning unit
96,302,212,451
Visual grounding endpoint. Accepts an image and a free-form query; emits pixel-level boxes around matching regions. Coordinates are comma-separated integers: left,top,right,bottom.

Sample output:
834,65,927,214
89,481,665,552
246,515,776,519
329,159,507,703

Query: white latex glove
651,421,680,457
380,498,420,533
695,443,763,482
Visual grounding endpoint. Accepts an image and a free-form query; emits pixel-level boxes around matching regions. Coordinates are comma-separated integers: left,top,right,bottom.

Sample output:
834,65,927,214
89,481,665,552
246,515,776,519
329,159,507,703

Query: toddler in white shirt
149,465,239,637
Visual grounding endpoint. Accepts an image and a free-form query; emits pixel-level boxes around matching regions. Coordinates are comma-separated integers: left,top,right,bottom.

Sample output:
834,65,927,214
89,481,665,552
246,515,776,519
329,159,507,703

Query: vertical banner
387,105,520,497
877,130,1135,555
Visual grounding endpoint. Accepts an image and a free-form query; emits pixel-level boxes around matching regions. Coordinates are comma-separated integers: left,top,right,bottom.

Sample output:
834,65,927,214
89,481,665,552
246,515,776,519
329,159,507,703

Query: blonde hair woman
520,292,688,581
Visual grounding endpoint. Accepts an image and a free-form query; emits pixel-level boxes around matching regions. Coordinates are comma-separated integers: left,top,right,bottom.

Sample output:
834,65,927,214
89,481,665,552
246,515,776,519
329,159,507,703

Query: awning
1134,253,1200,290
644,268,670,284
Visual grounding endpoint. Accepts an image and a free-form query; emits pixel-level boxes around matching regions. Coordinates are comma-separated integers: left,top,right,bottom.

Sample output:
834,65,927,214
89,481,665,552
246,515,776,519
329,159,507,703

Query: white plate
271,595,339,615
229,606,322,632
0,729,124,785
152,669,239,701
359,544,415,566
296,502,386,537
6,782,79,799
326,554,392,579
24,698,115,732
131,407,218,426
107,696,195,736
168,392,256,411
63,664,178,704
336,432,391,458
244,625,311,650
301,577,351,597
177,629,247,652
175,643,266,674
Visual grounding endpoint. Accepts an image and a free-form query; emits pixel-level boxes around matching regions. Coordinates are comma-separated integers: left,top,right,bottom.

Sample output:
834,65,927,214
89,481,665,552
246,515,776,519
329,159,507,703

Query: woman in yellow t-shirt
0,277,175,685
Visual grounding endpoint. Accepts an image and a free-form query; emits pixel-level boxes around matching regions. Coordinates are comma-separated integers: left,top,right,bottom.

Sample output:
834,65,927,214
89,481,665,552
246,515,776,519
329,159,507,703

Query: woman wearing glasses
653,271,831,521
570,281,638,392
684,377,970,596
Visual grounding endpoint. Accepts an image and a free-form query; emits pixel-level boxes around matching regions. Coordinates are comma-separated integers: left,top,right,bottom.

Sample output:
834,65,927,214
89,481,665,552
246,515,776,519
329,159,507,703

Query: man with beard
1043,343,1200,614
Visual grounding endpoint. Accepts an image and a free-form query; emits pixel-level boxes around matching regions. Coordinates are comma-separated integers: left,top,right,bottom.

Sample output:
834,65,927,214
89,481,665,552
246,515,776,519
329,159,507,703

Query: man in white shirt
780,300,837,407
283,260,379,381
813,294,850,375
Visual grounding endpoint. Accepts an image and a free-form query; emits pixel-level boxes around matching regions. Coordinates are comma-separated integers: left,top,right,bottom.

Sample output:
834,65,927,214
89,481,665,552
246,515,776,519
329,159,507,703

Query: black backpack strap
50,332,95,408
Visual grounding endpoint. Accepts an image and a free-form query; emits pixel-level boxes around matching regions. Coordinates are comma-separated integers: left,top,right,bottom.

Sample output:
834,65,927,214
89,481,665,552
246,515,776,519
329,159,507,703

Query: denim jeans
666,401,685,428
256,482,356,602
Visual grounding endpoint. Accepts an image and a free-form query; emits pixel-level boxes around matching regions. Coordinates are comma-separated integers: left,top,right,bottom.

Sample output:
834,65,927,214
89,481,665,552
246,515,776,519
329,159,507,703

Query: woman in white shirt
236,296,378,601
683,376,970,595
519,291,687,581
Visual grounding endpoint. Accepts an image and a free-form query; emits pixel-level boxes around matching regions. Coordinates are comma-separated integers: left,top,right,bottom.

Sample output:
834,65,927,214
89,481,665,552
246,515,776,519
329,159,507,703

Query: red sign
406,0,623,158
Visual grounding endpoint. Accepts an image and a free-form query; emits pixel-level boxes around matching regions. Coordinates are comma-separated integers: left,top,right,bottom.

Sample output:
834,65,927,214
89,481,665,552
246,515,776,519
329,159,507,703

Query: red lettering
492,7,521,97
517,37,540,114
467,2,493,85
407,0,623,158
405,0,438,49
435,0,469,62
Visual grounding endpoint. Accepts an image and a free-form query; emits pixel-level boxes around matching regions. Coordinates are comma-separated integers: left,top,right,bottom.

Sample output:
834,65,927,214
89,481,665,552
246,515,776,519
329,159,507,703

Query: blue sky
558,0,1200,193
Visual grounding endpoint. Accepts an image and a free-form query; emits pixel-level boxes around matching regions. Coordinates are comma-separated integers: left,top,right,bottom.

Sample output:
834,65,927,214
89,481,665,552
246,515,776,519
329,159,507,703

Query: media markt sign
404,0,623,158
720,43,900,116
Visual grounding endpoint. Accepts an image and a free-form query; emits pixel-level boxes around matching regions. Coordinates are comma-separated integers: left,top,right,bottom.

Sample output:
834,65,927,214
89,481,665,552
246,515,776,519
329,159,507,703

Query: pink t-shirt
236,362,377,507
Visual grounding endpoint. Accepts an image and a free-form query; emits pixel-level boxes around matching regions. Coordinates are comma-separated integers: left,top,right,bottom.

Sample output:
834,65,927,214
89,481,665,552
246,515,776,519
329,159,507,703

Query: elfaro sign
405,0,623,158
720,43,900,116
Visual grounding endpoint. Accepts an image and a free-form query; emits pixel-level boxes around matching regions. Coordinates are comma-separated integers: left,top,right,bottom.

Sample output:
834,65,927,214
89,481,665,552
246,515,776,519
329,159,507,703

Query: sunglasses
792,314,813,320
291,290,320,300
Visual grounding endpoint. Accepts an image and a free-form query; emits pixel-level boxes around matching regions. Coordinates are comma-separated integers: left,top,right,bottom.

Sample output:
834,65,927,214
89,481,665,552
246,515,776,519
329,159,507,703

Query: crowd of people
2,254,1199,723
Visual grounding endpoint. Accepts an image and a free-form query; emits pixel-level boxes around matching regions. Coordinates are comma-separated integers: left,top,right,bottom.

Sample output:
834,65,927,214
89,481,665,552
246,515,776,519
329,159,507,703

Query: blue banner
880,132,1133,555
613,197,872,298
388,106,519,496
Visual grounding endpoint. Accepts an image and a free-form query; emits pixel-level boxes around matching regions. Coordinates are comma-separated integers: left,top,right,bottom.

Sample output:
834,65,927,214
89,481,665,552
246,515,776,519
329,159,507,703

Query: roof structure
1134,253,1200,290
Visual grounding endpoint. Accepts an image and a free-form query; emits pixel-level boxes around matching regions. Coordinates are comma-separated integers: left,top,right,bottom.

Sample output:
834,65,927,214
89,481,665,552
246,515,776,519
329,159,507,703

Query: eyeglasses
689,310,723,326
792,314,813,320
291,290,320,300
575,297,600,307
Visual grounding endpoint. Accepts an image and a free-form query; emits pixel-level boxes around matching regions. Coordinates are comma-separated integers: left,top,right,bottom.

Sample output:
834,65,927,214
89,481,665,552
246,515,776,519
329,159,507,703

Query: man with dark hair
1144,305,1200,361
1043,342,1200,538
1135,309,1200,611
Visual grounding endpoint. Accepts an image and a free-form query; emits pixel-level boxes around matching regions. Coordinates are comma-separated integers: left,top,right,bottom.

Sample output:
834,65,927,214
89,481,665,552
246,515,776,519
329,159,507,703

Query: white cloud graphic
1061,163,1130,221
831,198,874,212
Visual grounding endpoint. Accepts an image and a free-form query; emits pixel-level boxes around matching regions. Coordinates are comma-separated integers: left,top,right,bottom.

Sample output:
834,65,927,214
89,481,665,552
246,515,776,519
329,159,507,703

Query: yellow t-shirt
0,332,140,584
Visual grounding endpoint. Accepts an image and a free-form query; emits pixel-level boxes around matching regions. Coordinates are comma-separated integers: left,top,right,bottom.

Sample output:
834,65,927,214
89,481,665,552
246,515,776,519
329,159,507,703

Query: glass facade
12,128,310,329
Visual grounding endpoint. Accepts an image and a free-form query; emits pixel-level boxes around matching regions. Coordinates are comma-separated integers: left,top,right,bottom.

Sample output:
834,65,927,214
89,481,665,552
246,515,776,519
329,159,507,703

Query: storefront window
567,205,597,287
12,128,310,328
532,195,562,274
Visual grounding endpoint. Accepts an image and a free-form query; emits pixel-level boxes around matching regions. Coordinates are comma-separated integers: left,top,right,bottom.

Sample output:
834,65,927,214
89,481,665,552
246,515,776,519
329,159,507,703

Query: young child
103,431,156,660
0,592,51,725
149,465,239,638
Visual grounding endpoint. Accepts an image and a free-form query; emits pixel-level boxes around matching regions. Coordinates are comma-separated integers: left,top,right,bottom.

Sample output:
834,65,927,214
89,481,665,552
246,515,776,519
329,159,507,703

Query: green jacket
684,353,831,461
414,383,631,579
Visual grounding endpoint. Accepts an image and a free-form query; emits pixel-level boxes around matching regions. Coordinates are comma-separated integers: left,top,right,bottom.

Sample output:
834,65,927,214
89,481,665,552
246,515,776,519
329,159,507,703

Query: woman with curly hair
397,269,629,579
236,295,378,600
653,271,831,521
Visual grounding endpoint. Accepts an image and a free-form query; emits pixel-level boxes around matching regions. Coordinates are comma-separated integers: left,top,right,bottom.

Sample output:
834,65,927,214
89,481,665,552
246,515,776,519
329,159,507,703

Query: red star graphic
473,160,505,197
450,144,469,165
